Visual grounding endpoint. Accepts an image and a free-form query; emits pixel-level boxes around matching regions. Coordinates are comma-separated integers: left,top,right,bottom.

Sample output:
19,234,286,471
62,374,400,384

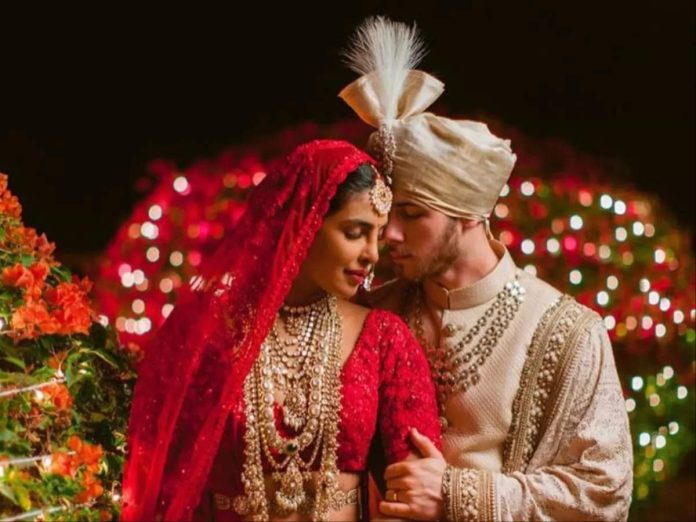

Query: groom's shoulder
358,277,411,313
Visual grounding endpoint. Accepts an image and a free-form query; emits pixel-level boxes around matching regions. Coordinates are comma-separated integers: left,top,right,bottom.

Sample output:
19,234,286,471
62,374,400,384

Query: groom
342,17,633,521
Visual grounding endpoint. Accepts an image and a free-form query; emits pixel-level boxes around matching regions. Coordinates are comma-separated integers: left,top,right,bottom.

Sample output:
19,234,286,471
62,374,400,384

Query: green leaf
3,356,26,371
78,348,120,369
38,337,55,353
15,483,32,511
41,473,80,498
0,428,18,442
0,480,18,505
19,254,35,267
31,366,56,381
50,264,73,282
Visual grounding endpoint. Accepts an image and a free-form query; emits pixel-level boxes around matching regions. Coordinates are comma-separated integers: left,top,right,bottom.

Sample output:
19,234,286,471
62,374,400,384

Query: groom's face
383,192,460,281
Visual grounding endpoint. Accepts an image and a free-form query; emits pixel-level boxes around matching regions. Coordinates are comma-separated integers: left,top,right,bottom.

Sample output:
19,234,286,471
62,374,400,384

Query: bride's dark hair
327,163,377,215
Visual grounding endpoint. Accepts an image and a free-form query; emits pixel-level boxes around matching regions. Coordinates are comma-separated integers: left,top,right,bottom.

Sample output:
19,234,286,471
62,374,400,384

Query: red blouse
197,309,441,520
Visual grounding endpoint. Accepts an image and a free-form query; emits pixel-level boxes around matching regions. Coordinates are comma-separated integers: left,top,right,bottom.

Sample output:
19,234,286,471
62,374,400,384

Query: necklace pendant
274,460,306,514
283,384,308,430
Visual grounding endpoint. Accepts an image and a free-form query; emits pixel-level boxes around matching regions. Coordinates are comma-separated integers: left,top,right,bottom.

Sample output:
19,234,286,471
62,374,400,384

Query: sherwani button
443,323,459,337
440,416,450,430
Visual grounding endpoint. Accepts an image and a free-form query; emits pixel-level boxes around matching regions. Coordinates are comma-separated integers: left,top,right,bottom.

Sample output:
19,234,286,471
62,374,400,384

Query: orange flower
79,442,103,467
11,300,60,339
2,263,34,288
75,471,104,503
35,233,56,257
74,275,93,294
20,227,38,251
43,383,73,411
99,510,114,522
50,451,76,477
67,435,83,453
0,176,22,218
24,283,43,301
67,436,103,473
2,262,49,302
45,281,93,335
29,261,50,285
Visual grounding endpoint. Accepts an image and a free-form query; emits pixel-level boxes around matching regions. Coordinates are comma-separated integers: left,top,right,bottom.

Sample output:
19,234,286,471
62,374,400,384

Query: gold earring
362,267,375,291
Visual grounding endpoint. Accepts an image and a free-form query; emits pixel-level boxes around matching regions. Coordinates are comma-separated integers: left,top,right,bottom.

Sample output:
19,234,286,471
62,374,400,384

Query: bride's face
299,190,387,300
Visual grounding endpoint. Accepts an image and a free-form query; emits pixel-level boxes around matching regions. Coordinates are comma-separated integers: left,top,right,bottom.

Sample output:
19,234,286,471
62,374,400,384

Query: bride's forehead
326,194,387,224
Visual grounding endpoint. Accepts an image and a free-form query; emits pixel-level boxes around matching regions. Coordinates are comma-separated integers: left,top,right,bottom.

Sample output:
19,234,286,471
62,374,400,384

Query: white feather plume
342,16,426,123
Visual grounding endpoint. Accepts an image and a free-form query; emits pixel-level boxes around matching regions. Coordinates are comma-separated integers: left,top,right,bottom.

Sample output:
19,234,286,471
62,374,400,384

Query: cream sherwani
368,241,633,521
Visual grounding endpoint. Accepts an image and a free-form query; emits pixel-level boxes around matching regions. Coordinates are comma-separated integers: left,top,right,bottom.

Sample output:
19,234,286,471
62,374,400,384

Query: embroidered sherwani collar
422,241,517,310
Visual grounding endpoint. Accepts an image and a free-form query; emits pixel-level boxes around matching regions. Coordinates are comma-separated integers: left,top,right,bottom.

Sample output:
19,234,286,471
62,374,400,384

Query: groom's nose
383,218,404,245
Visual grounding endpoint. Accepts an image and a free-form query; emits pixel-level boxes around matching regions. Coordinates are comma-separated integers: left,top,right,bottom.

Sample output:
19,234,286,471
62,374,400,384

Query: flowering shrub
1,173,136,521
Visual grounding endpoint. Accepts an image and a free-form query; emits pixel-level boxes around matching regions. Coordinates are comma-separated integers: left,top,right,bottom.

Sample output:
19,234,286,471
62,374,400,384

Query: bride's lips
345,269,367,285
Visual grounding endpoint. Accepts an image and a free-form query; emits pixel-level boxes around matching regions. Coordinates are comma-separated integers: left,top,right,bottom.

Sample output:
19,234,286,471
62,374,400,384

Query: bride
121,140,441,521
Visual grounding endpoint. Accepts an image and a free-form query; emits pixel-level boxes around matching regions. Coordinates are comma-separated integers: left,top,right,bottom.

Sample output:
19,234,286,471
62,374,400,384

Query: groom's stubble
394,218,460,281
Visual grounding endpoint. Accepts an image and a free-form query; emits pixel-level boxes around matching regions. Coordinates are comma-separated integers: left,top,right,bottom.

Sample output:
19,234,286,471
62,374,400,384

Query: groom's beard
394,220,460,281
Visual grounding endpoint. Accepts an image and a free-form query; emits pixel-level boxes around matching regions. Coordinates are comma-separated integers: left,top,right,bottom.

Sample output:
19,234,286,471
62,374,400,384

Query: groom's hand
379,428,446,521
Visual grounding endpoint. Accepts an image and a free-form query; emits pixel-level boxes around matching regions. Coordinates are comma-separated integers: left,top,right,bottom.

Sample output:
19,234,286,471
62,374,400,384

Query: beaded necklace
234,295,348,521
409,279,525,409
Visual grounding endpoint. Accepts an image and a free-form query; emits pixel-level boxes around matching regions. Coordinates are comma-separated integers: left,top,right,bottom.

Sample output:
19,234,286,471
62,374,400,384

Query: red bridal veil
121,140,375,521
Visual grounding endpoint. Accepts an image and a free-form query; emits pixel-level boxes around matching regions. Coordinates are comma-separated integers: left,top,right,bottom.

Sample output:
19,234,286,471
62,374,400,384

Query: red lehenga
198,309,440,521
121,140,441,522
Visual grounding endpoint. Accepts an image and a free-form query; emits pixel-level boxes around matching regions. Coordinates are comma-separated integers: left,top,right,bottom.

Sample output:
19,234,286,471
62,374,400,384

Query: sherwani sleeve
444,323,633,521
499,322,634,521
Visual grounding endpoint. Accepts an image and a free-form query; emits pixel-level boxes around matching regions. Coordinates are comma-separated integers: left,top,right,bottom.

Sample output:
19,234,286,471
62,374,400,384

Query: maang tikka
368,166,393,217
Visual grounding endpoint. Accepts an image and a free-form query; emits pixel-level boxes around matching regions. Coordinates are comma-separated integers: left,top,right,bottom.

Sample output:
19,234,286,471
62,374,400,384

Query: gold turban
339,18,517,221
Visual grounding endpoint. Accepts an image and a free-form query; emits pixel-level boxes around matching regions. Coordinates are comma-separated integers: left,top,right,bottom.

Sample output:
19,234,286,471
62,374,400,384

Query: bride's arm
375,311,441,465
369,312,441,521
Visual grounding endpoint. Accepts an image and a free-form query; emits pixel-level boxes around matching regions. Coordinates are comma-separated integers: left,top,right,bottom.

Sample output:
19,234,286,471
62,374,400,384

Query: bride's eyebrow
340,219,374,229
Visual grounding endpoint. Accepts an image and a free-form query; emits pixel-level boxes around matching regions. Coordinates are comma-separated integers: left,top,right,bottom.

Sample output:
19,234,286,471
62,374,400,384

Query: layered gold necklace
233,295,346,521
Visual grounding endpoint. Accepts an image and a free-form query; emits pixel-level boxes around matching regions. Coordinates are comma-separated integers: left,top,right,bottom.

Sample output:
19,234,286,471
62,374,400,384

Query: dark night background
1,2,694,260
0,3,694,518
